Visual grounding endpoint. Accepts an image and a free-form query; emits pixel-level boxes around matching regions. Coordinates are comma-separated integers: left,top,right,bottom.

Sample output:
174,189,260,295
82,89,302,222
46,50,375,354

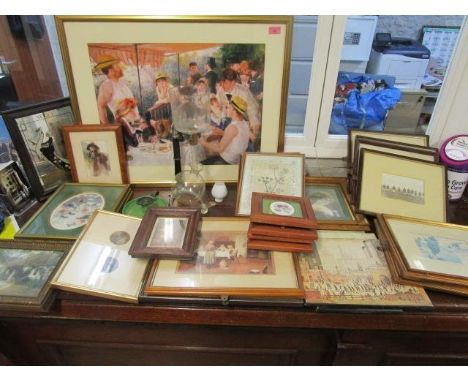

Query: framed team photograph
128,207,201,260
1,98,74,199
55,16,293,183
63,124,128,184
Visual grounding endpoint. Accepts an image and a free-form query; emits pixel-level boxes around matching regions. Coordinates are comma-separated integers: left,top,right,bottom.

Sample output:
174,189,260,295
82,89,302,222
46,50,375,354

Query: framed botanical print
1,98,75,199
143,218,303,299
63,124,128,184
16,183,131,240
357,150,447,222
55,16,293,183
236,152,305,216
305,177,369,231
0,239,71,311
52,210,150,303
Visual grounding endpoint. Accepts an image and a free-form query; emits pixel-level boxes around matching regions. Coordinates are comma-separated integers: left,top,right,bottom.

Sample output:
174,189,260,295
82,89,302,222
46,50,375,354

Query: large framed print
56,16,293,183
236,152,304,216
143,218,303,299
1,98,75,199
357,150,447,222
0,239,71,311
298,230,431,308
377,214,468,297
52,211,150,303
63,124,129,184
305,177,369,231
16,183,130,240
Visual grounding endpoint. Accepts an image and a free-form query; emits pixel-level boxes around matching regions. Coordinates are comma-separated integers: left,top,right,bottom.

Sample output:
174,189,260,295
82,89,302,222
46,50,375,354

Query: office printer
367,34,430,89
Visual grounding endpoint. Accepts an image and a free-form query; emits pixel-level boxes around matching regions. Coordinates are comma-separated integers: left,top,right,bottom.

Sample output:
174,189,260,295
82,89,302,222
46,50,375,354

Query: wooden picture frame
250,192,317,229
350,136,439,204
143,218,303,299
55,16,293,183
129,207,201,260
305,177,369,231
16,182,131,240
0,239,71,312
63,124,128,184
377,214,468,297
1,98,74,199
357,149,447,222
52,210,151,303
236,152,305,216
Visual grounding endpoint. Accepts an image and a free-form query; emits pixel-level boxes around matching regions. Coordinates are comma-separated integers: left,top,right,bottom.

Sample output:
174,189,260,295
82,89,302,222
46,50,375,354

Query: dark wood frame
250,192,317,229
236,152,305,216
1,97,74,199
0,238,72,312
376,214,468,297
62,124,129,184
305,176,369,231
350,136,439,204
356,149,447,221
128,207,201,260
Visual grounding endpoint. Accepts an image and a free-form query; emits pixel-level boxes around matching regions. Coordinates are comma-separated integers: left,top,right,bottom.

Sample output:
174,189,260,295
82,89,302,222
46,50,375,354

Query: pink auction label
269,26,281,35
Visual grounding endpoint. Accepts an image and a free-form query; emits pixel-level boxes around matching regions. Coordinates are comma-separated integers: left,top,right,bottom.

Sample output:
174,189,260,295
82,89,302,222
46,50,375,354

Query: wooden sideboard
1,185,467,366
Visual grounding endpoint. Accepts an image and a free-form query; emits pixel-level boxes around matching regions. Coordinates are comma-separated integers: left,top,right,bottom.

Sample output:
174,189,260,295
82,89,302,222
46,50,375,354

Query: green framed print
16,183,130,240
0,239,71,311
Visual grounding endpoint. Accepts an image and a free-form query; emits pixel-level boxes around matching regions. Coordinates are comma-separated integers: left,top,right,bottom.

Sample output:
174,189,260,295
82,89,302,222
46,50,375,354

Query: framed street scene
143,218,303,299
1,98,74,199
52,210,150,303
63,124,129,184
357,150,447,222
0,239,71,311
55,16,293,183
16,183,130,240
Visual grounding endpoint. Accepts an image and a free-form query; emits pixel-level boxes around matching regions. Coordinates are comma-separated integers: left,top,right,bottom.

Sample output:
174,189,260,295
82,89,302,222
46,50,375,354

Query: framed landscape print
16,183,130,240
236,152,304,216
128,207,200,260
0,239,71,311
52,210,150,303
377,214,468,296
55,16,293,183
305,177,369,231
1,98,75,199
357,150,447,222
143,218,303,299
63,124,128,184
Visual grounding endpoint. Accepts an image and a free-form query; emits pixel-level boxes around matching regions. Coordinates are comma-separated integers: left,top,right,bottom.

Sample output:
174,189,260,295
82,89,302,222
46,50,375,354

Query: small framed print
357,149,447,222
305,177,369,231
377,214,468,297
63,124,128,184
16,183,131,240
236,152,305,216
52,210,150,303
128,207,201,260
0,239,71,312
250,192,317,229
143,218,303,299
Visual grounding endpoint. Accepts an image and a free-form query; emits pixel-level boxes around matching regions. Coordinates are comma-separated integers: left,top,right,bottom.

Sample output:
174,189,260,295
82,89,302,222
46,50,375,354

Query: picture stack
247,192,318,253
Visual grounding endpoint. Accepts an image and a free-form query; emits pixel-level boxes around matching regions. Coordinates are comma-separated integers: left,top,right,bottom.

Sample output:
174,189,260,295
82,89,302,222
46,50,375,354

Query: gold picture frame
55,15,293,183
357,149,447,222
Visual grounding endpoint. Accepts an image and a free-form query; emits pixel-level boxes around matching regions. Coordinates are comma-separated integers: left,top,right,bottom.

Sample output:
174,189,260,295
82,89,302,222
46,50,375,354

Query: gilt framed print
52,210,150,303
63,124,128,184
357,150,447,222
0,239,71,312
16,183,130,240
305,177,369,231
1,98,74,199
128,207,200,260
55,16,293,183
143,218,303,299
236,152,304,216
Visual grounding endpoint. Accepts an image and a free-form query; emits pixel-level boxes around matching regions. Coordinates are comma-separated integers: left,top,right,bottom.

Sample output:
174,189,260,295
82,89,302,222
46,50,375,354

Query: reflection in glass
147,217,188,248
